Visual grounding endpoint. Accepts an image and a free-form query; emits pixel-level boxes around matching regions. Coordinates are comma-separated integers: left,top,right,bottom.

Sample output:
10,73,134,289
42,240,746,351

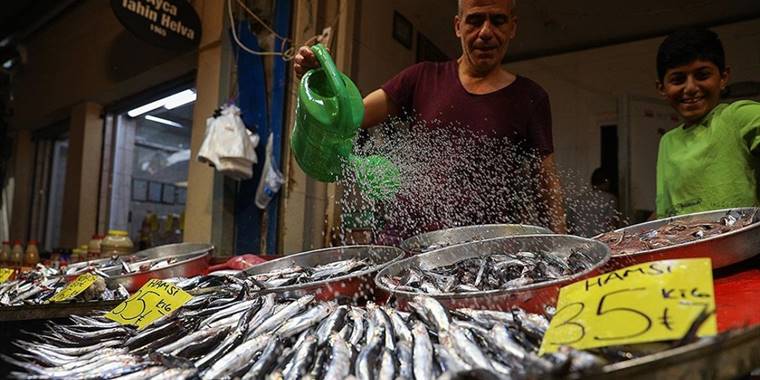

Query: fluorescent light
126,89,196,117
164,89,197,109
145,115,183,128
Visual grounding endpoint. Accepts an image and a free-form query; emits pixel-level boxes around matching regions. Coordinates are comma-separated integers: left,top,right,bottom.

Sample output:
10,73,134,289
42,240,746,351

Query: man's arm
361,89,399,129
539,153,568,234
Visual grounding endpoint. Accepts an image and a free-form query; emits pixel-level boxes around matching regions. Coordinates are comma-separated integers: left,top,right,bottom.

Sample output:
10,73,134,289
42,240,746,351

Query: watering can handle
310,44,351,131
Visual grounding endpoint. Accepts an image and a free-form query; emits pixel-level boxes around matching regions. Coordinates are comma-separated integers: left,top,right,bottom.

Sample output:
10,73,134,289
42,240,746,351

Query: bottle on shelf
88,234,103,260
0,241,10,266
23,240,40,267
101,230,134,256
10,241,24,267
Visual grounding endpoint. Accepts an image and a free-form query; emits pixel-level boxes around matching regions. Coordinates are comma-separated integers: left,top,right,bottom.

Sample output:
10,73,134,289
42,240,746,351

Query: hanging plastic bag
255,132,285,209
197,104,259,180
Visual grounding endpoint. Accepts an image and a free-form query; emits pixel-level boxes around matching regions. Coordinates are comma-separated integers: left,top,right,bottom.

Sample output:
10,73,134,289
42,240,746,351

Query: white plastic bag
197,104,259,180
255,132,285,209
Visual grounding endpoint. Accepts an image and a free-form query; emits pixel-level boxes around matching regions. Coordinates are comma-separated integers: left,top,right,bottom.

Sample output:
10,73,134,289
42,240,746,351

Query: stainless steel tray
376,235,610,313
400,224,552,255
105,243,213,292
594,208,760,270
587,325,760,380
243,245,404,303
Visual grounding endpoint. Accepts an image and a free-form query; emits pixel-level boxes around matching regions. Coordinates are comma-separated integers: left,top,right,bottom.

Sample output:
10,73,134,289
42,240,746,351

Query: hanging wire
227,0,295,60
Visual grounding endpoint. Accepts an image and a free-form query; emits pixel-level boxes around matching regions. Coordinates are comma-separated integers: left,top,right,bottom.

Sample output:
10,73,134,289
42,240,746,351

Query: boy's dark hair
656,27,725,81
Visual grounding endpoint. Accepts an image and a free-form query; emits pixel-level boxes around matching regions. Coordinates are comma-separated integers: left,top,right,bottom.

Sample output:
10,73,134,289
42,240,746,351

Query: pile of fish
2,273,635,380
596,210,757,256
250,257,376,288
0,270,128,307
379,250,596,294
66,255,186,278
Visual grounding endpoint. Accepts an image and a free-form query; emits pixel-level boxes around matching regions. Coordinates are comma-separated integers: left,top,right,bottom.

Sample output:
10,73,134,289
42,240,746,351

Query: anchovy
323,334,351,380
412,321,434,380
240,337,283,380
316,305,348,346
202,334,271,380
249,295,314,337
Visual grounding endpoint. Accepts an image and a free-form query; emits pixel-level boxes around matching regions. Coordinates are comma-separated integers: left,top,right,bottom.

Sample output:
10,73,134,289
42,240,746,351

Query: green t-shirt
656,100,760,217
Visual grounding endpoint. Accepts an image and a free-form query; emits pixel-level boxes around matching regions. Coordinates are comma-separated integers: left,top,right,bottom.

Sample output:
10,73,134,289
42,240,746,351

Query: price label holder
105,279,192,330
0,268,14,283
540,258,716,354
49,273,99,302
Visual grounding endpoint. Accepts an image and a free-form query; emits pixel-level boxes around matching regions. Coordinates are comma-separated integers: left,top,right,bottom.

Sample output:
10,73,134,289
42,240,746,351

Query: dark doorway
600,125,619,196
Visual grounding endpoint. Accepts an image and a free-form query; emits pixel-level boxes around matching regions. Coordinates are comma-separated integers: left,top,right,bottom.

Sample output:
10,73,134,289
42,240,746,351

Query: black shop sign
112,0,202,50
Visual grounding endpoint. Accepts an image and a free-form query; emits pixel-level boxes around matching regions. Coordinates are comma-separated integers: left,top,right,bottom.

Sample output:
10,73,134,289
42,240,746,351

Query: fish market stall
1,237,759,379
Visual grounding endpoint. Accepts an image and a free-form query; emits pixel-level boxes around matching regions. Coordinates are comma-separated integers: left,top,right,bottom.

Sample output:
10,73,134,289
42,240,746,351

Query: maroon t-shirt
381,60,554,155
373,60,555,240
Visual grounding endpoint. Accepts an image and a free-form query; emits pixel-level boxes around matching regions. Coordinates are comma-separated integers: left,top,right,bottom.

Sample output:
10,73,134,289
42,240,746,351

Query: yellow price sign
49,273,98,302
0,268,14,283
105,279,192,330
539,258,716,354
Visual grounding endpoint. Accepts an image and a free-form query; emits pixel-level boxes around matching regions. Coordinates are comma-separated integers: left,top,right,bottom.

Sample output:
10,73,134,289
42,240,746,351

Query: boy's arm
733,100,760,154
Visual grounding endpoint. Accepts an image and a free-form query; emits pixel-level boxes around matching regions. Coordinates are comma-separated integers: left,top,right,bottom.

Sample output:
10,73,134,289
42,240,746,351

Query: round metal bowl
594,208,760,270
106,243,213,292
376,235,610,314
243,245,404,303
400,224,553,255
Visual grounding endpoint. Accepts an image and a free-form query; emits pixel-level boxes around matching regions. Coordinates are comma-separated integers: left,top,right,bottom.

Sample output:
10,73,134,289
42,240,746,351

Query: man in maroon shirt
295,0,567,234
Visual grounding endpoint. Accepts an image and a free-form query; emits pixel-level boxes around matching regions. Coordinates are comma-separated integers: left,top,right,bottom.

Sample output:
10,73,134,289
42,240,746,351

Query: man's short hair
458,0,516,15
656,27,725,81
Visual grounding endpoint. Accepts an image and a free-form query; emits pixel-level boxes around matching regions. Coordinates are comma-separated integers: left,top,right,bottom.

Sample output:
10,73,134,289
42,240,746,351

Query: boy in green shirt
655,28,760,217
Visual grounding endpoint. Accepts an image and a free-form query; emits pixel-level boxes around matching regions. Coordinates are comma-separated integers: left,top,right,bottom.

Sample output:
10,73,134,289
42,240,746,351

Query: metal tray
400,224,552,255
105,243,213,292
586,325,760,380
243,245,404,303
376,235,610,314
594,208,760,270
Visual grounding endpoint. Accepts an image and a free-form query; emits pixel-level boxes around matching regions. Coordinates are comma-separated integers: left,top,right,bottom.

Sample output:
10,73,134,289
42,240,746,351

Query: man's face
455,0,516,73
657,59,729,124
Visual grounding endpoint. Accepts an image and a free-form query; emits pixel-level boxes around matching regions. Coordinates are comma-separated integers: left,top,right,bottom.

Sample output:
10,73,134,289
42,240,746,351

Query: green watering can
291,44,400,201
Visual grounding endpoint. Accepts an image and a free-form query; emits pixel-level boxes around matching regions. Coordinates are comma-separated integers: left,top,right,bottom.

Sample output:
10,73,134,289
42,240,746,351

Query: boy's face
657,59,730,124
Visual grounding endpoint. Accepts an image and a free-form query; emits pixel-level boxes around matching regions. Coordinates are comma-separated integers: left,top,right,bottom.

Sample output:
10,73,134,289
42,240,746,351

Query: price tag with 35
105,279,192,330
0,268,14,283
49,273,99,302
539,258,716,354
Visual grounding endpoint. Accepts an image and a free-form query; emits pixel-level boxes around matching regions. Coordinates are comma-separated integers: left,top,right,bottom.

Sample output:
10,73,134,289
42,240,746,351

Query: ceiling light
145,115,183,128
126,89,196,117
164,89,197,109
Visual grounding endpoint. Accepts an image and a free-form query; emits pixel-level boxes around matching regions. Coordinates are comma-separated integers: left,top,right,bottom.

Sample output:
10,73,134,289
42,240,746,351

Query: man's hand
293,45,321,80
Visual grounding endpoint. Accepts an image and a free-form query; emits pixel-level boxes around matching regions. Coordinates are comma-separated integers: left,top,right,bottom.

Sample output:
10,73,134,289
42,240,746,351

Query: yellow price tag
49,273,99,302
105,279,192,330
0,268,14,283
539,258,716,354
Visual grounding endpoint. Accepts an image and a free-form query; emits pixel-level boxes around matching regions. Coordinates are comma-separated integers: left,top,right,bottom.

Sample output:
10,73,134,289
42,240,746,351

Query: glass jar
10,241,24,267
70,248,83,264
24,240,40,266
101,230,134,256
88,234,103,260
0,241,10,265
